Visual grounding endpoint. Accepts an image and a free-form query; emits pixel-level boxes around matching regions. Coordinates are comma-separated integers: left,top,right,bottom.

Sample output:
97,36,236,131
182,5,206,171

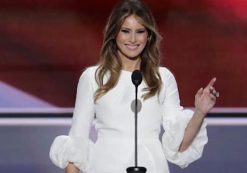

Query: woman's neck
121,57,141,72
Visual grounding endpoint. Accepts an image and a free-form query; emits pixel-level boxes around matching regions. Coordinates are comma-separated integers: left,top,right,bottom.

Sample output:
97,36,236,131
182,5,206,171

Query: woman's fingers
207,77,217,88
196,87,203,97
204,78,219,98
209,86,219,98
210,93,217,101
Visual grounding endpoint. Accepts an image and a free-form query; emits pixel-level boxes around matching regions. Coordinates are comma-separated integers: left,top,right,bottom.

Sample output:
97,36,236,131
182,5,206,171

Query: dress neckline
121,69,134,74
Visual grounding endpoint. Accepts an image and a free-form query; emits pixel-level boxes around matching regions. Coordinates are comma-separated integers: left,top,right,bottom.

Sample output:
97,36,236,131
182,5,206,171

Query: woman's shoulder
83,65,99,74
77,65,99,86
77,65,99,89
158,66,175,80
80,65,99,77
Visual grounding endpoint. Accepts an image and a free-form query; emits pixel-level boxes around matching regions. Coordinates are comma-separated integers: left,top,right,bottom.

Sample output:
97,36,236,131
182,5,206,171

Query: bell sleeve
49,67,95,172
161,69,208,168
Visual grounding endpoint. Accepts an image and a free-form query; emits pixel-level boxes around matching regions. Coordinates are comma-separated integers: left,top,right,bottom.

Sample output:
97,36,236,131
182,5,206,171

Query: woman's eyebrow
120,27,146,31
136,28,146,31
120,27,131,30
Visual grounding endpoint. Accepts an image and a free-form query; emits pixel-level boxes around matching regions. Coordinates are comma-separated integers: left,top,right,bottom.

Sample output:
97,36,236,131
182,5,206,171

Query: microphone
131,70,142,87
127,70,147,173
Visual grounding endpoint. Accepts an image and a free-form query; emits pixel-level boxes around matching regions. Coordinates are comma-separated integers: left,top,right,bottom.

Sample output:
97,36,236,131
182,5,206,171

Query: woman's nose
130,32,136,43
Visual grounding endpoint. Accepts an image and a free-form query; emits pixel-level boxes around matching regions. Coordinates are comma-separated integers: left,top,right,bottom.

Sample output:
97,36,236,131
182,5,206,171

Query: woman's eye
137,30,146,34
121,29,129,33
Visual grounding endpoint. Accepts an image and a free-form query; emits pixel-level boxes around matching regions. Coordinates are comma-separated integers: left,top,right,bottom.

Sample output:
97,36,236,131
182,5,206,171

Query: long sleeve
161,69,208,168
49,67,95,172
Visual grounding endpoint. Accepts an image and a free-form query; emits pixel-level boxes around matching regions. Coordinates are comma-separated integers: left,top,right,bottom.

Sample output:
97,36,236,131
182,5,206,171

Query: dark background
0,0,246,107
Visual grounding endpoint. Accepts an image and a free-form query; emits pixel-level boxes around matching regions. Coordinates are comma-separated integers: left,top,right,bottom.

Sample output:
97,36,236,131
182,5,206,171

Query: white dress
49,66,208,173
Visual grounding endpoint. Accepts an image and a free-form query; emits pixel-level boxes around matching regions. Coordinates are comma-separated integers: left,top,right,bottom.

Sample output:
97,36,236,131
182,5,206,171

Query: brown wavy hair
94,0,162,102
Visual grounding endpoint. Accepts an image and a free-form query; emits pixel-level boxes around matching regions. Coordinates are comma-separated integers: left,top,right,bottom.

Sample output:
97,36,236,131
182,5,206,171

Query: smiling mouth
125,44,139,50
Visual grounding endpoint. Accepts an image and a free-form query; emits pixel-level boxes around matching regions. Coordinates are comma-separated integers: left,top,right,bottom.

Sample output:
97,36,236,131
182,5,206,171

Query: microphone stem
135,86,138,167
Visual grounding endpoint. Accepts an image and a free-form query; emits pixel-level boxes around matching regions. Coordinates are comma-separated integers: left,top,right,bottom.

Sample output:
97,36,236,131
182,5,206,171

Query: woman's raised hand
194,77,219,116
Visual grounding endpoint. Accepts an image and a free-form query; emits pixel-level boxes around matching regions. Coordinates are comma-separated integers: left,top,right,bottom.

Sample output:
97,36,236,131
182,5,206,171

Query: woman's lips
125,44,139,50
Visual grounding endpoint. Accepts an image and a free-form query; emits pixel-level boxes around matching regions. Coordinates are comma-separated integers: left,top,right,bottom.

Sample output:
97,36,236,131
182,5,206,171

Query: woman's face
116,15,148,60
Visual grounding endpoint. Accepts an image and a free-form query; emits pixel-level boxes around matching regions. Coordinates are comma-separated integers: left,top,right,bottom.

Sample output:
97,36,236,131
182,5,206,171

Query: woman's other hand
194,77,219,116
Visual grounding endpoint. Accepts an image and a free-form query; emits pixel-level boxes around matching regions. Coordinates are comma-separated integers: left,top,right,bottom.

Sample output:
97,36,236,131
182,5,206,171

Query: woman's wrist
65,162,79,173
194,108,207,118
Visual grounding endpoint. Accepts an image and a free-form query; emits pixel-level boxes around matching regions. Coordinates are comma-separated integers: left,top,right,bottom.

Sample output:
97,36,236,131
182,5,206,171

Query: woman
49,0,219,173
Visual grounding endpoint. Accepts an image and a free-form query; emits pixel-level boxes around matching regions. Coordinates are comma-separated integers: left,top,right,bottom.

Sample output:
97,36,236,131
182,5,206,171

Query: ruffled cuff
49,135,90,172
162,109,208,168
